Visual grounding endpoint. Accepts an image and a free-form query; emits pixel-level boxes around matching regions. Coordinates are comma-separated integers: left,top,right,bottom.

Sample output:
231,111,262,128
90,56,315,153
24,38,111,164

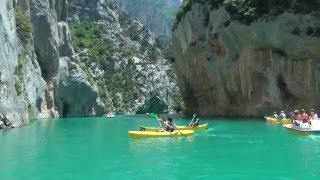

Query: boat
128,130,195,138
265,117,292,124
280,118,292,125
139,123,208,131
265,117,279,124
103,112,115,118
283,120,320,136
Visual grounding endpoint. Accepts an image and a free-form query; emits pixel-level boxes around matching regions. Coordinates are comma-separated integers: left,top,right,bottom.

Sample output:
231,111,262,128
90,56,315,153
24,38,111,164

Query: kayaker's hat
281,111,284,113
274,112,277,114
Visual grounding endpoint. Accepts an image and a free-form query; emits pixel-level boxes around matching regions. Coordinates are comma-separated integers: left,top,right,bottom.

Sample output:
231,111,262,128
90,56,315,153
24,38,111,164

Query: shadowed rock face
172,2,320,117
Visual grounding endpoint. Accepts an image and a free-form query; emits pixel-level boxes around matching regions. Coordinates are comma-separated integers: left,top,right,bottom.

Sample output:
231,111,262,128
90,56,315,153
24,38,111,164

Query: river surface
1,115,320,179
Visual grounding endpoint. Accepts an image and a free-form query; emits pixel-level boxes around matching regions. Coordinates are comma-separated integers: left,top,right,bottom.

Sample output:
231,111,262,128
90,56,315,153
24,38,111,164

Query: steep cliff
0,0,104,128
29,0,104,118
172,0,320,117
116,0,182,38
68,0,183,114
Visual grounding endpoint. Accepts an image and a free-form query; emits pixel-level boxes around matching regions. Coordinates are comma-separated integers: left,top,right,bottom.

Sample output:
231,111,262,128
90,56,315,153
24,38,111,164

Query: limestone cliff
68,0,183,114
0,0,104,129
116,0,182,38
172,0,320,117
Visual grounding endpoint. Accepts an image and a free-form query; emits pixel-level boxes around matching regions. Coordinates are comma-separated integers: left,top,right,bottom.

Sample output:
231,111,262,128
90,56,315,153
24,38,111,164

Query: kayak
280,118,292,125
265,117,279,124
128,130,195,138
265,117,292,124
139,123,208,131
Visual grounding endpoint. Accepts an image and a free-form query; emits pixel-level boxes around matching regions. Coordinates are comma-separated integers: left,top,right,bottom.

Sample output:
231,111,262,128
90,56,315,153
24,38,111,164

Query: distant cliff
172,0,320,117
68,0,182,115
116,0,182,38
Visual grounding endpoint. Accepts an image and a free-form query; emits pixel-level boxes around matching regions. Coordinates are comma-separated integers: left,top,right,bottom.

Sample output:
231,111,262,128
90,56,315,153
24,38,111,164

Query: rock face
116,0,182,38
29,0,104,118
55,57,104,117
0,0,105,128
0,0,29,127
172,1,320,117
68,0,182,114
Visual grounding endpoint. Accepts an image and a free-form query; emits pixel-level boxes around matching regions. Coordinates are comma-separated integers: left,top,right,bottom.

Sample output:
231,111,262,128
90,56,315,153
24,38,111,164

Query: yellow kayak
280,118,292,125
265,117,292,124
128,130,195,138
140,123,208,131
265,117,279,124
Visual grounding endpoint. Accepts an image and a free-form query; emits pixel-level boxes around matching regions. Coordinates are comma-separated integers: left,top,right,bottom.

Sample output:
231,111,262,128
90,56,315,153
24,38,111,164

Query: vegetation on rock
14,57,24,96
172,0,320,30
70,19,182,114
15,7,33,46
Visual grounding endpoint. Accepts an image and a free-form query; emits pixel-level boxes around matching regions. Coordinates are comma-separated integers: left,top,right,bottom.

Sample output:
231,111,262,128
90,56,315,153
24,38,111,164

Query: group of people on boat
156,114,200,132
291,109,318,127
272,108,319,127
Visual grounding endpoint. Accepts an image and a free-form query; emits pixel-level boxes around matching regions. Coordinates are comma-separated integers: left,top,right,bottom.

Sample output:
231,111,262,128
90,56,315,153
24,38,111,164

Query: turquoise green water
1,115,320,179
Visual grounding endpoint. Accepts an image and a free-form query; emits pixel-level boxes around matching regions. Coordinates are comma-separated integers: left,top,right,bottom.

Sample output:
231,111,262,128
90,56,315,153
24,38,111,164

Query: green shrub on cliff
173,0,193,30
172,0,320,30
70,22,148,112
71,22,116,61
15,7,33,46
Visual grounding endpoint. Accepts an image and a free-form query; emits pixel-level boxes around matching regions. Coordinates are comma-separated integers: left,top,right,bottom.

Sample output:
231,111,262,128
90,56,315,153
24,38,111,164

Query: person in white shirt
309,109,318,120
278,111,286,119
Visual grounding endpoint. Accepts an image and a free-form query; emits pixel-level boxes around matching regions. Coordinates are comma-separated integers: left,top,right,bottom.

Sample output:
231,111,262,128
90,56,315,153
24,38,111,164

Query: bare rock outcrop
172,1,320,117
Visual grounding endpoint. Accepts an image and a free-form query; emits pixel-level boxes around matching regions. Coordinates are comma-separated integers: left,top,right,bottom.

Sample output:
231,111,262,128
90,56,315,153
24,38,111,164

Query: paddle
149,113,187,137
150,113,163,128
187,114,196,126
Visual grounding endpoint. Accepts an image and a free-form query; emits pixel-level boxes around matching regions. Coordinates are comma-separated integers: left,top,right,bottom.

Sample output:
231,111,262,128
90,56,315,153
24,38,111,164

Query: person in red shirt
299,109,309,123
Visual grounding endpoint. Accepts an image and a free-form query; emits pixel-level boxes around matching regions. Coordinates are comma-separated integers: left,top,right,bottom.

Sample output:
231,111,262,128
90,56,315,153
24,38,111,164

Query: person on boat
290,112,294,119
163,117,178,132
272,112,278,119
309,109,318,120
188,114,200,127
292,110,300,127
299,109,309,123
278,111,286,119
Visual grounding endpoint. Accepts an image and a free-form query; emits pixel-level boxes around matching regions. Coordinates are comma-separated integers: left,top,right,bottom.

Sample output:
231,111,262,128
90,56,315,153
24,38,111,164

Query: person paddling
278,111,286,119
164,117,178,132
155,115,177,132
188,114,200,127
272,112,278,119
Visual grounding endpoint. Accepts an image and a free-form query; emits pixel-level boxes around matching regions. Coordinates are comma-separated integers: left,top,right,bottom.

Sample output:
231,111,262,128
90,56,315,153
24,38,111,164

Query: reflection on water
129,136,195,152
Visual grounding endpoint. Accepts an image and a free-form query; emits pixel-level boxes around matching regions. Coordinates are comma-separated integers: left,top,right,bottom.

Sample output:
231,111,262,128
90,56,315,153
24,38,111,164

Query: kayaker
163,117,178,132
278,111,286,119
156,114,167,129
292,110,300,127
272,112,278,119
309,109,318,120
188,114,200,127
